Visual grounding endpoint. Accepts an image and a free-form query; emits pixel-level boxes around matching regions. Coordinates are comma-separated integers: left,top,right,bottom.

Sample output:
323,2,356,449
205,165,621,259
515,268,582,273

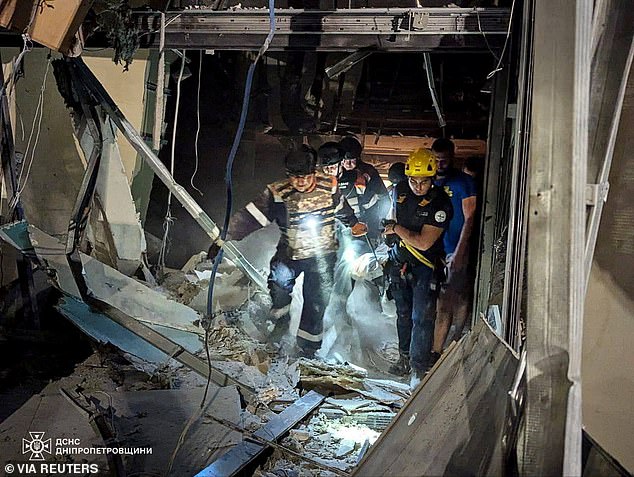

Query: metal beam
196,390,325,476
523,0,590,475
135,8,510,52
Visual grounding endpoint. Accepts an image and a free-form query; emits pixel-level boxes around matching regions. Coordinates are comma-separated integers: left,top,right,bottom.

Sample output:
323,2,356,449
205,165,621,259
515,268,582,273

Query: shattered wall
0,48,153,277
3,47,84,237
1,48,152,238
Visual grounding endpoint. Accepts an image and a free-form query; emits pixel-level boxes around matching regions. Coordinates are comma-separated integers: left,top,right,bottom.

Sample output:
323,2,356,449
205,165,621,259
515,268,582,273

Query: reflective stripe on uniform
297,328,323,342
361,194,379,210
246,202,271,226
401,241,435,270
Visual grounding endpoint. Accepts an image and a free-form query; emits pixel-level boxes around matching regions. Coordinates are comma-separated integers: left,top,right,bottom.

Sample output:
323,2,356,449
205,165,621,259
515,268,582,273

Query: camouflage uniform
228,172,358,355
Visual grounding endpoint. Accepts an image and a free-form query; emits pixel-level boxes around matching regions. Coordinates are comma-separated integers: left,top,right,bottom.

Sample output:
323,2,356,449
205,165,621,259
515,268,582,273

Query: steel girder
134,7,511,51
523,0,591,474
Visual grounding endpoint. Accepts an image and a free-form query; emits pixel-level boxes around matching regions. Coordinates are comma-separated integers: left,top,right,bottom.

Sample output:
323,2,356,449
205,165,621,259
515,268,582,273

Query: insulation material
353,319,519,477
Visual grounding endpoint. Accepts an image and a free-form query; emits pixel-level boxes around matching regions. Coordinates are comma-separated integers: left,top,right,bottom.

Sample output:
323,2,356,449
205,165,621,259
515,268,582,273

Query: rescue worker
384,148,453,387
338,136,390,240
387,161,407,199
318,141,345,179
224,144,367,357
431,138,477,363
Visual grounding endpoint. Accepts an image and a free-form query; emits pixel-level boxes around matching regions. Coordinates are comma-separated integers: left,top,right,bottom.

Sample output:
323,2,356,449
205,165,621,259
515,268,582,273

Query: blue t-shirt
434,169,477,255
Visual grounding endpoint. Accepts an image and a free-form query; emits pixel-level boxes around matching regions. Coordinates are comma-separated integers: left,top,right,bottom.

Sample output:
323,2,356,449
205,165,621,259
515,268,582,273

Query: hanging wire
486,0,517,80
157,49,187,271
200,0,276,410
8,54,51,212
475,6,500,63
190,50,203,196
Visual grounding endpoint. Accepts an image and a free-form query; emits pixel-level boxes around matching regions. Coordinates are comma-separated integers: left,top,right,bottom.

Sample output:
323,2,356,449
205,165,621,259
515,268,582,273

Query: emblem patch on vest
435,210,447,223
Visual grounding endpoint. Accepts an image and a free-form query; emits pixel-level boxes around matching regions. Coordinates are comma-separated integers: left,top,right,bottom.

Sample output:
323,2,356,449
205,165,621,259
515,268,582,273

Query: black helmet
339,136,363,160
318,141,344,166
285,145,317,176
388,161,407,185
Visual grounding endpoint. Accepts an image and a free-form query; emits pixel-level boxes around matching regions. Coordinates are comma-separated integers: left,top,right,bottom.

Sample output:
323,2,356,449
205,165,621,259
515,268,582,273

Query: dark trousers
268,253,336,353
388,261,437,373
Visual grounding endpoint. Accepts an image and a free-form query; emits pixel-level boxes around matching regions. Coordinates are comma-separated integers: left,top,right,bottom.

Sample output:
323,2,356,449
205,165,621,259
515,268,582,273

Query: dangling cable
190,50,203,196
486,0,517,80
8,54,50,213
158,50,187,272
201,0,276,409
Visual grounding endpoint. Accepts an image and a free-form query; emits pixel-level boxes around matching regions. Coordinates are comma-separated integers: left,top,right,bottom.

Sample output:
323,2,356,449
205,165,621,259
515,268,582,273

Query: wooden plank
195,390,326,477
353,319,518,476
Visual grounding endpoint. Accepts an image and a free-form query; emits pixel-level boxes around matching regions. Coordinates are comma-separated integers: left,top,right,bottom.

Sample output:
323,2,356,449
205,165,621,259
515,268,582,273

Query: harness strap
401,241,435,270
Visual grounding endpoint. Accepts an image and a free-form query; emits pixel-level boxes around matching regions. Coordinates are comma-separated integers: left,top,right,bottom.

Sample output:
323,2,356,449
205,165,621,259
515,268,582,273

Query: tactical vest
268,172,338,260
393,181,448,267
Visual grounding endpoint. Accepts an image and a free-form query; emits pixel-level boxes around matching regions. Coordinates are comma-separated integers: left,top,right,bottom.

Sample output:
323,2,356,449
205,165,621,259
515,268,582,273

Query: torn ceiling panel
353,319,519,476
109,387,242,476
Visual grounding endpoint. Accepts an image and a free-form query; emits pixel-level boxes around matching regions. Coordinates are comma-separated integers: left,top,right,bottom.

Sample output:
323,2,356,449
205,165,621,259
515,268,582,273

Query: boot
388,353,411,376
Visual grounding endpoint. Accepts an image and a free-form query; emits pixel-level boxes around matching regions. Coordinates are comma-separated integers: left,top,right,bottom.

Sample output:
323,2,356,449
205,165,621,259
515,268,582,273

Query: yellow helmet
405,148,437,177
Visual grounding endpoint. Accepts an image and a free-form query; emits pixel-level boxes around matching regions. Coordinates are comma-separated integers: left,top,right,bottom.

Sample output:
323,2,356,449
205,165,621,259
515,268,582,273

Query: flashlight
303,215,319,231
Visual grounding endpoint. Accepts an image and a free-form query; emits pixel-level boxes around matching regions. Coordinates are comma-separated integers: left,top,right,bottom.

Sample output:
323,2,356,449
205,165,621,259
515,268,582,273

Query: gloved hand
351,222,368,237
381,219,396,233
381,219,398,247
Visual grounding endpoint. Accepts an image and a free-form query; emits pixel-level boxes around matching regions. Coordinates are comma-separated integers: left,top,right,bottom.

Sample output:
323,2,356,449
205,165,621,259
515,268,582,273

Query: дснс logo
22,432,52,461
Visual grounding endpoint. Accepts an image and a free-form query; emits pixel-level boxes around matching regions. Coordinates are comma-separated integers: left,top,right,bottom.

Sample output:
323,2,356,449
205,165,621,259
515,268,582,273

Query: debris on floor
1,223,409,475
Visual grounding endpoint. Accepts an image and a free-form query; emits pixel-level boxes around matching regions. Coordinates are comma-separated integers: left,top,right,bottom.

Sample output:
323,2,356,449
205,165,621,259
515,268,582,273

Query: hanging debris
92,0,140,69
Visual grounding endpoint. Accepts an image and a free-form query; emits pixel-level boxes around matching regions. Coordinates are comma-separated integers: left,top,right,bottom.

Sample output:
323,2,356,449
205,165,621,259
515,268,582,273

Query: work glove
351,222,368,237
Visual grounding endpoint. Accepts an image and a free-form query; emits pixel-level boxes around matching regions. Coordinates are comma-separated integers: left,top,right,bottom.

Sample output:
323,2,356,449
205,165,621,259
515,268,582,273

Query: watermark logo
21,432,52,461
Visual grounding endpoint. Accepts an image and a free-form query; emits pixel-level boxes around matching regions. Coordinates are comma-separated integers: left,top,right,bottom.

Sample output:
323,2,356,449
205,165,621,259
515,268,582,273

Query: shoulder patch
443,185,453,198
397,194,407,204
435,210,447,223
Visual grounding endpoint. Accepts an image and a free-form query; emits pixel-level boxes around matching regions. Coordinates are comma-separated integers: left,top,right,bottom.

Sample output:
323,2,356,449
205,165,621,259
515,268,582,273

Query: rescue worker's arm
334,189,368,236
359,170,388,212
384,222,444,251
333,185,359,227
451,195,477,270
226,188,278,241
